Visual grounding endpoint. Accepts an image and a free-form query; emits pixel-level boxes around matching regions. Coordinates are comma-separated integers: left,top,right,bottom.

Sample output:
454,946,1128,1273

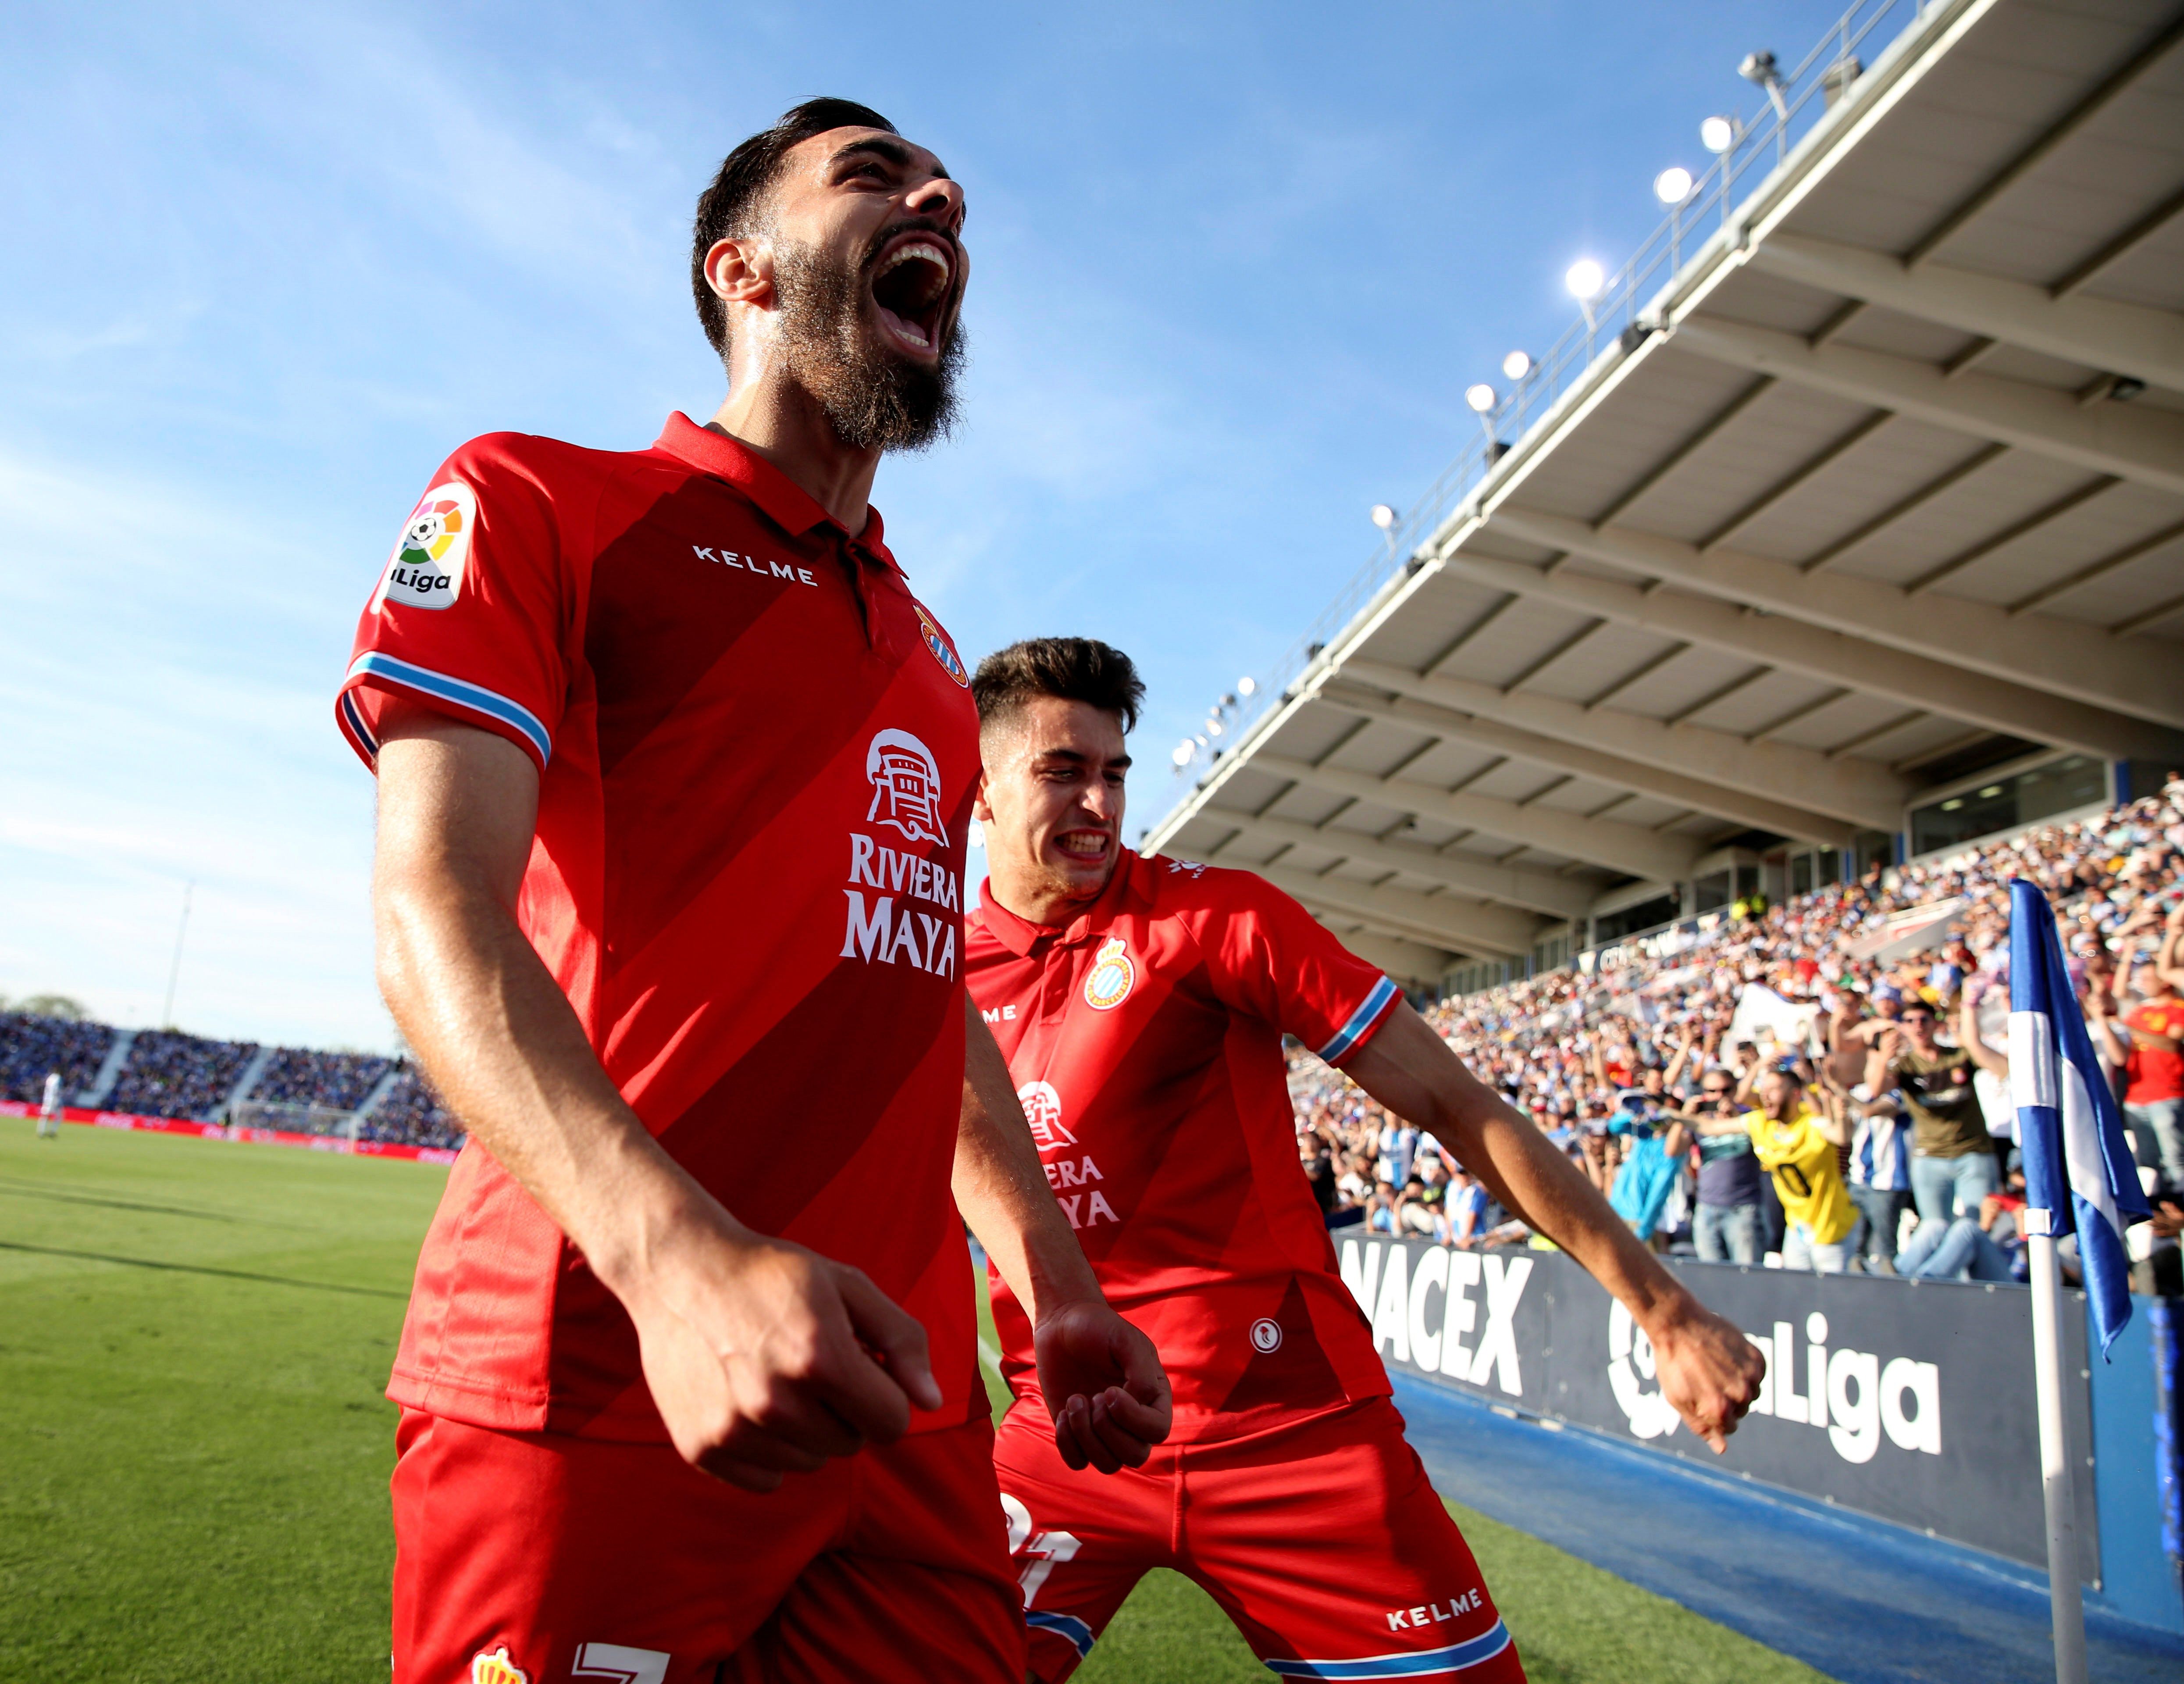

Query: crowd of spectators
1293,778,2184,1296
250,1048,395,1112
0,1010,112,1106
0,1014,460,1150
106,1031,259,1123
357,1069,465,1151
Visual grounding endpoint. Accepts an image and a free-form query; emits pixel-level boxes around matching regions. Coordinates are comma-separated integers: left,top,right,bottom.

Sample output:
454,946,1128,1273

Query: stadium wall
1340,1236,2131,1578
0,1100,459,1166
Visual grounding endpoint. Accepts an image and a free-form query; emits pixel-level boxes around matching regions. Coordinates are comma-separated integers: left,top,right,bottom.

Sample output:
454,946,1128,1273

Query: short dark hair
691,98,897,360
972,638,1145,734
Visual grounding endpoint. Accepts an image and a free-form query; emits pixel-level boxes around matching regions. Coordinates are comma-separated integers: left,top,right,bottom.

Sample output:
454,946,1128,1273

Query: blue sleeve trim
1266,1621,1512,1678
345,651,552,769
337,688,380,763
1317,974,1400,1064
1026,1610,1095,1659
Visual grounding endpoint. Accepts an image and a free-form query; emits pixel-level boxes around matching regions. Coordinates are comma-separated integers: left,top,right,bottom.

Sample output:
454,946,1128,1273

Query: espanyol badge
1083,936,1135,1011
915,603,970,687
470,1647,529,1684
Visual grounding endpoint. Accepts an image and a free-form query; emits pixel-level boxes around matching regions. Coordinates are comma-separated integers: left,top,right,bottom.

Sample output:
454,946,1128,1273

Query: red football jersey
965,850,1402,1443
338,414,983,1441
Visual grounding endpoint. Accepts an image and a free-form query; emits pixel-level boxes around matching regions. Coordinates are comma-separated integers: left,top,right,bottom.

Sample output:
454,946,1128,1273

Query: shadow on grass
0,1239,408,1299
0,1177,300,1226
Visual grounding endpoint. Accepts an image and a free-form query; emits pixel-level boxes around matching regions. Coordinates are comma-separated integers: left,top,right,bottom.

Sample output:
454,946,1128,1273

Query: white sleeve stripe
1318,975,1399,1063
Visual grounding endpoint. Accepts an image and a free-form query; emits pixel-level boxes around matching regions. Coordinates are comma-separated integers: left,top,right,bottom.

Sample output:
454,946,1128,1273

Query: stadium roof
1147,0,2184,987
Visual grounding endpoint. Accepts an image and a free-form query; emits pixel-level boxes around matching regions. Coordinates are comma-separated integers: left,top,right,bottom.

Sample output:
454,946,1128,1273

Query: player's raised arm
1340,1005,1765,1451
372,703,940,1491
953,998,1172,1474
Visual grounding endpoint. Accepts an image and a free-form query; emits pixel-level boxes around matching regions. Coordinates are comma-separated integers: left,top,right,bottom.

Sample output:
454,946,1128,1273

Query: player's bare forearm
953,1000,1104,1322
372,708,940,1488
954,1004,1173,1470
372,711,693,1280
1343,1005,1762,1448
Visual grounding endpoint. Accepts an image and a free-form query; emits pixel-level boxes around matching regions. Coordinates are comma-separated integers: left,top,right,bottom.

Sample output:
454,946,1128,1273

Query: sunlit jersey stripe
1318,974,1400,1064
1265,1620,1512,1678
345,651,551,767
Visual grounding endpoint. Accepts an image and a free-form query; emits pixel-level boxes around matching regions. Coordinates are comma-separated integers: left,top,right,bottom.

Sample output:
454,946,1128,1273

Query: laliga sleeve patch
375,480,477,612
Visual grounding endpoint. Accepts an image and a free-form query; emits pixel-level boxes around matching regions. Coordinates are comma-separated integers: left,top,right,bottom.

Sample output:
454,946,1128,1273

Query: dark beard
773,235,966,453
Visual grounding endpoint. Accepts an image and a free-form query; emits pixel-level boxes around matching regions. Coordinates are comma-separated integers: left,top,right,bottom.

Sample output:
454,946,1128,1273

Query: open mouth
1055,830,1112,864
870,231,954,355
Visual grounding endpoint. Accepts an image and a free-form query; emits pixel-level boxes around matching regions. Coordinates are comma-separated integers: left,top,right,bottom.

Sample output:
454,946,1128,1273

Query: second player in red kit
963,640,1769,1682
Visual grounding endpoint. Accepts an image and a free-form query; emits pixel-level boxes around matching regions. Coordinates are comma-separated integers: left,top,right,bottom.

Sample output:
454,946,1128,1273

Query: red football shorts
391,1408,1024,1684
994,1396,1525,1683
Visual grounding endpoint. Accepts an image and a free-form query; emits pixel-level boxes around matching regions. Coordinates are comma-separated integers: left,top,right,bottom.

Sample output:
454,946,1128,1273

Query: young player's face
976,696,1130,912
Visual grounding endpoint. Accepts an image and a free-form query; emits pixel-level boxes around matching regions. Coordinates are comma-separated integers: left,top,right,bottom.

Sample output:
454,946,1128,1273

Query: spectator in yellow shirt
1700,1067,1853,1273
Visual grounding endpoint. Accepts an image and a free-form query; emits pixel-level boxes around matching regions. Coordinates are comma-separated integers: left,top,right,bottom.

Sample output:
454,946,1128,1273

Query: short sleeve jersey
1745,1108,1857,1245
2123,1000,2184,1103
1890,1046,1988,1158
337,414,983,1441
964,851,1403,1444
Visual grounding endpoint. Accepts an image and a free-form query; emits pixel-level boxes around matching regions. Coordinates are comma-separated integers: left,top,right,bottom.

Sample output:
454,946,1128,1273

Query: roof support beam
2052,182,2184,299
1314,685,1857,848
1748,232,2184,395
1903,12,2184,268
1436,543,2184,762
1253,863,1539,958
1250,752,1703,883
1481,503,2184,732
1341,658,1910,831
1322,927,1456,987
1207,810,1594,919
1670,317,2184,498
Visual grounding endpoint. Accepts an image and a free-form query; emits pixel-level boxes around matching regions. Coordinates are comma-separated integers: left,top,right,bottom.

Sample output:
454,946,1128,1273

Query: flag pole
2025,1213,2088,1684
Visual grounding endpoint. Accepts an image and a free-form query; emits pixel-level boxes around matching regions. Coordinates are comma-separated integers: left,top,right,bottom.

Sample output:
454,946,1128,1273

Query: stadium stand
103,1031,261,1123
0,1013,113,1106
1290,780,2184,1290
248,1047,395,1112
357,1069,465,1151
0,1010,460,1150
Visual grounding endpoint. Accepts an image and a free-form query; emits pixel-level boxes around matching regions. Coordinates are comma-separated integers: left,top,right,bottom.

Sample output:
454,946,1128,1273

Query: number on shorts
998,1491,1080,1608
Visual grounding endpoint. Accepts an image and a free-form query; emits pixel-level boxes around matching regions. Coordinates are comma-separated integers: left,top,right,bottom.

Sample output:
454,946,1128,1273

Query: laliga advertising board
1342,1236,2098,1575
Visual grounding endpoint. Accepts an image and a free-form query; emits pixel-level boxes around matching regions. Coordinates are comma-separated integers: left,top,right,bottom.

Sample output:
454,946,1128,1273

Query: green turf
3,1121,1829,1682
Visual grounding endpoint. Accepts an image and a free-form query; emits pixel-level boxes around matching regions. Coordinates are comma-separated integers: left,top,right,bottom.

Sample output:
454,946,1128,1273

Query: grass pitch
1,1121,1827,1682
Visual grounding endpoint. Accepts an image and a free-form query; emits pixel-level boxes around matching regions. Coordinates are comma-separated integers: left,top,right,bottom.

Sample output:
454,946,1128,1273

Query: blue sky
0,0,1853,1050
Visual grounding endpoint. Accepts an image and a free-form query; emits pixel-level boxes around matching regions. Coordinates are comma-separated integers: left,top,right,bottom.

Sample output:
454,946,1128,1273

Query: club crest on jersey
866,728,947,846
470,1647,527,1684
1016,1081,1077,1153
1083,937,1135,1011
375,480,476,612
915,603,969,687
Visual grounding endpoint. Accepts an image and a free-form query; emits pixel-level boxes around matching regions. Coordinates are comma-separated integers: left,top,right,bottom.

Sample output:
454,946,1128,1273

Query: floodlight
1220,692,1236,708
1206,718,1224,738
1565,259,1605,301
1700,114,1737,154
1653,166,1693,206
1501,350,1532,381
1737,50,1779,86
1464,382,1496,414
1369,503,1398,530
1237,675,1258,697
1171,742,1194,767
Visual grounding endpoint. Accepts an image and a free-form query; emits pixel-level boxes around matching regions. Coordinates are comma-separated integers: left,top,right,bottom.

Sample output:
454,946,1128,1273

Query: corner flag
2007,878,2152,1356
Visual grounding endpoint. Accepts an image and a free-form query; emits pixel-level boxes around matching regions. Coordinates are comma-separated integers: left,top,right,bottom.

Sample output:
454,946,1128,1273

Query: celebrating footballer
964,637,1767,1683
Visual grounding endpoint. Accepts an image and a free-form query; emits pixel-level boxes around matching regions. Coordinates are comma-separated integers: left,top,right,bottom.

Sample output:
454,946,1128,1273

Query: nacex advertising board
1339,1235,2098,1575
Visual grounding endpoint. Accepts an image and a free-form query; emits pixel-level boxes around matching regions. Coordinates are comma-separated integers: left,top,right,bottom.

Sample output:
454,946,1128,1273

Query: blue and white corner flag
2009,879,2152,1355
